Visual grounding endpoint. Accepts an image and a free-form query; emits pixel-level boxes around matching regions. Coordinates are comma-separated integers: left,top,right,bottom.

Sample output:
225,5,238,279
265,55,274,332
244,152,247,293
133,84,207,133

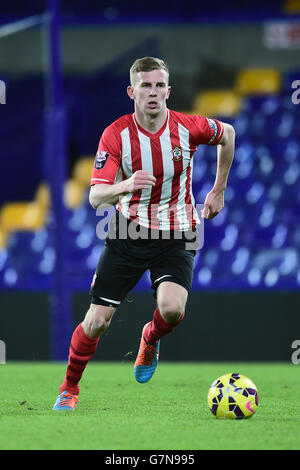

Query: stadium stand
0,65,299,290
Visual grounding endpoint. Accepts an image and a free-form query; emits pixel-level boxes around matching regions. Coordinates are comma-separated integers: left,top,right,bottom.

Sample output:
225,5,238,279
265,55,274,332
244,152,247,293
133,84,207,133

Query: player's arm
89,170,156,209
89,124,156,210
202,122,235,220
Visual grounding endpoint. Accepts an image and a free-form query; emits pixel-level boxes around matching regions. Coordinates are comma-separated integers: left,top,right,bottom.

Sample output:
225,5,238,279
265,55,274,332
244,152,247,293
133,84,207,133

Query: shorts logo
172,146,183,161
95,150,109,169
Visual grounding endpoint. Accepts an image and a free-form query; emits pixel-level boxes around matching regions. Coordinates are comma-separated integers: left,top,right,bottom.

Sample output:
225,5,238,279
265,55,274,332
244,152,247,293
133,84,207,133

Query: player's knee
158,300,185,324
82,304,115,337
91,315,111,335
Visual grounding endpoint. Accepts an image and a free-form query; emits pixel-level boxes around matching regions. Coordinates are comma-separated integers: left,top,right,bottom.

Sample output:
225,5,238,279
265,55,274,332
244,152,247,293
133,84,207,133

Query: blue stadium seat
248,248,298,289
242,95,282,116
264,109,296,140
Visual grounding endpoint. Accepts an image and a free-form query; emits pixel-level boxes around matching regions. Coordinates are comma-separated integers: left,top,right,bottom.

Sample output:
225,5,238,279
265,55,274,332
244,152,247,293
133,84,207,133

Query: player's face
128,69,171,116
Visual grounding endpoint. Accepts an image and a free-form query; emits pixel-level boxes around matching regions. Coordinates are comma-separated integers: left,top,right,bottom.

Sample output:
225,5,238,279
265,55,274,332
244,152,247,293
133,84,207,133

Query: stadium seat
192,158,210,184
270,110,296,139
193,90,241,117
0,229,8,249
234,68,281,96
254,145,279,185
62,157,94,209
64,179,87,209
291,225,300,248
242,95,282,115
35,183,51,211
0,202,47,234
72,157,94,186
254,223,288,249
283,0,300,14
232,112,251,139
250,248,298,288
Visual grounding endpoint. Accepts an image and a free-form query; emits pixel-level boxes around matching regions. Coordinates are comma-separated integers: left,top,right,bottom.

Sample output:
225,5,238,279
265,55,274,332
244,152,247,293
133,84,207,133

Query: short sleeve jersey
91,109,224,230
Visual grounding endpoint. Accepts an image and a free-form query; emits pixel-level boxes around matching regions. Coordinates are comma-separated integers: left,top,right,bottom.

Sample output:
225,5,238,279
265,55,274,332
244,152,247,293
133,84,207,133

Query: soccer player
53,57,235,410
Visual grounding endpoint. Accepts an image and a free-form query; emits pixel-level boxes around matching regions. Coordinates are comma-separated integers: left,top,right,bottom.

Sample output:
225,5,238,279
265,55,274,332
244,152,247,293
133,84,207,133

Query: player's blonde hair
130,57,169,86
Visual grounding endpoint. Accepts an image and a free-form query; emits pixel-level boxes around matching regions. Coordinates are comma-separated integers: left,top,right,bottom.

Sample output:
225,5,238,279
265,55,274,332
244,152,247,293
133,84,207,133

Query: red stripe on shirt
168,118,183,230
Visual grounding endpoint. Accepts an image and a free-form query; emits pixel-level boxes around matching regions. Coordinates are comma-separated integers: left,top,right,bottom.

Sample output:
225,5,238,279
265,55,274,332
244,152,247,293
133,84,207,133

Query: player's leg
81,303,116,338
53,236,146,409
134,241,195,383
52,303,116,411
145,243,195,346
156,280,187,323
157,280,187,322
144,280,187,343
134,281,187,383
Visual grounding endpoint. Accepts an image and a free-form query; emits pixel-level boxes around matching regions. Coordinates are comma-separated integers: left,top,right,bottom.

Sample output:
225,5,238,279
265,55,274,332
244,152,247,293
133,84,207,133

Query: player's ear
166,86,171,100
127,86,135,100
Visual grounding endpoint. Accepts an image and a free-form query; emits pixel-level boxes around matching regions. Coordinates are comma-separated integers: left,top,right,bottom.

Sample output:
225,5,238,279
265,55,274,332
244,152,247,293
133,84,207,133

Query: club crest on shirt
172,146,183,161
95,150,109,169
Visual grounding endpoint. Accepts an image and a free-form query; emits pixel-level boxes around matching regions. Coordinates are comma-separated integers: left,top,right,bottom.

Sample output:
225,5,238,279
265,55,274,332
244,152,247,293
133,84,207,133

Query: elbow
89,187,99,210
227,123,235,137
220,123,235,146
89,184,114,210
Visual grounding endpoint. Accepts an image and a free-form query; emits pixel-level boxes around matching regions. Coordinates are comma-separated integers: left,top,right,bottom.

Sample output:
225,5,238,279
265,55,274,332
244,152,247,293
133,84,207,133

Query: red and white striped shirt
91,109,224,230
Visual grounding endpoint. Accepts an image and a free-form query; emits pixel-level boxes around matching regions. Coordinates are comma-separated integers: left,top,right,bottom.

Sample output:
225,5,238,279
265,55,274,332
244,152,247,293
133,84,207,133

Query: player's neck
134,108,168,134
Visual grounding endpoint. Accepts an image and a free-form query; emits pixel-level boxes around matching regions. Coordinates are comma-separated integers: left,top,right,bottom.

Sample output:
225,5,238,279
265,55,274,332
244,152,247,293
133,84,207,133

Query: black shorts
90,212,197,308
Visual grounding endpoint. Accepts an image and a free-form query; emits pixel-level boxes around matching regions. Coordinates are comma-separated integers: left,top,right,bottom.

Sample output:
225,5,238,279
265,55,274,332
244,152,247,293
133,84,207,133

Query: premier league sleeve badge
95,150,110,169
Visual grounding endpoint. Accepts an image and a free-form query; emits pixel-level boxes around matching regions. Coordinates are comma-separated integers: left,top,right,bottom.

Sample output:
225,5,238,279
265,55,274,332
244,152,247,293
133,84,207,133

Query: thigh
156,281,188,316
90,238,147,306
150,242,196,296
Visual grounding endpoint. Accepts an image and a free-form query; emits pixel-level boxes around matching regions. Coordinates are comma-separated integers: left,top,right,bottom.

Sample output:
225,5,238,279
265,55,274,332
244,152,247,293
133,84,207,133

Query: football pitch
0,362,299,450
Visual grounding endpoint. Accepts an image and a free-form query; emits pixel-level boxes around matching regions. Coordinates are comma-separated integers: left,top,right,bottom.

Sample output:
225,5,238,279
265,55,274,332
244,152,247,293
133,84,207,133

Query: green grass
0,362,299,450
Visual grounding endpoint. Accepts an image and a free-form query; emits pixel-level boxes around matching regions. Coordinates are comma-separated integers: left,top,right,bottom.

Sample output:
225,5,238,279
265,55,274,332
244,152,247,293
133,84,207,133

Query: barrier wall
1,290,299,362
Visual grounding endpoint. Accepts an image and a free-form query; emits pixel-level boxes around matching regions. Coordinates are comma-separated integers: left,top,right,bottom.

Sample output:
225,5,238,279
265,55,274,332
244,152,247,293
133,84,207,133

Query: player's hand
201,189,224,220
125,170,156,193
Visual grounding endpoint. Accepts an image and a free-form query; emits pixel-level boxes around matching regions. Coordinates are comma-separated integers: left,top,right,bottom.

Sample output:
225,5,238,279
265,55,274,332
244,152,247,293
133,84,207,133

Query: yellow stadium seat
283,0,300,13
73,157,94,186
193,90,241,117
235,68,281,95
0,229,8,249
0,202,47,233
64,179,86,209
35,183,51,210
